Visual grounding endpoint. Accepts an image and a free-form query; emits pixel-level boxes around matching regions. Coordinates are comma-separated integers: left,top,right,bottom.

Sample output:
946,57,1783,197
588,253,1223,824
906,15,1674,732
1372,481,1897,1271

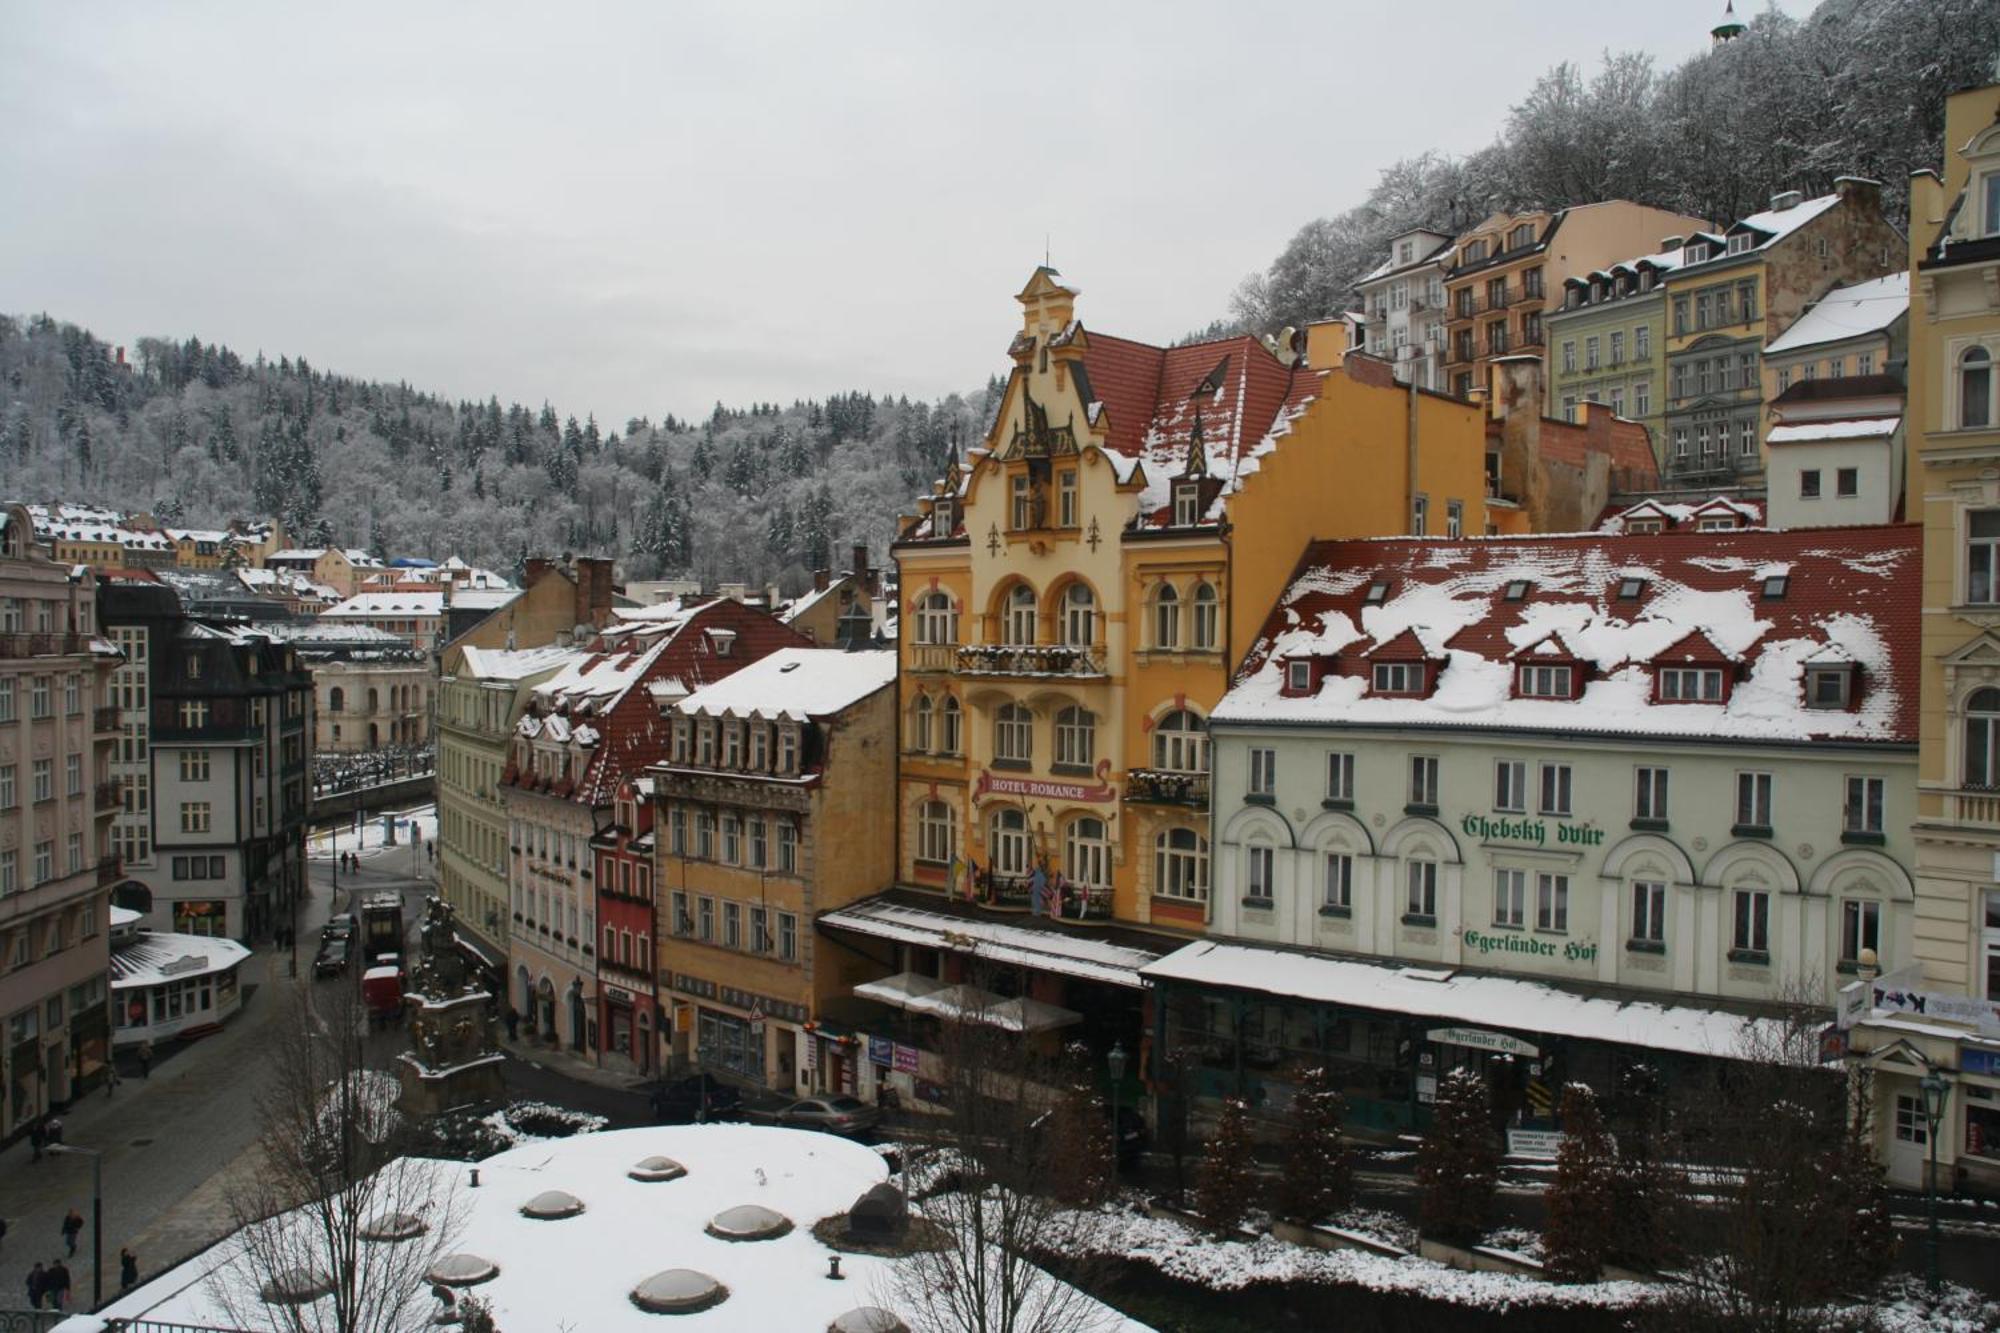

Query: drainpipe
1407,378,1422,525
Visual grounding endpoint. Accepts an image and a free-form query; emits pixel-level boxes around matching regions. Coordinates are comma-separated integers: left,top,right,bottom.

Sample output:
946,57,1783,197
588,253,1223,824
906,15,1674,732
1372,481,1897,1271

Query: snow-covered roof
1763,273,1909,355
166,528,231,544
266,547,329,560
1596,496,1764,533
451,588,518,611
1141,941,1788,1062
323,592,446,618
86,1124,1143,1332
1717,191,1843,253
823,896,1164,988
1766,417,1901,445
673,648,895,724
456,644,578,681
1215,526,1918,744
109,931,252,988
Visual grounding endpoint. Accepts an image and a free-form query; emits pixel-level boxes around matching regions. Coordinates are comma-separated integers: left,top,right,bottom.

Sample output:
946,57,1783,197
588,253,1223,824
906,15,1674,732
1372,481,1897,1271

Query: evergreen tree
1049,1045,1114,1209
1416,1068,1499,1245
1543,1084,1617,1282
1276,1065,1352,1224
1194,1096,1256,1236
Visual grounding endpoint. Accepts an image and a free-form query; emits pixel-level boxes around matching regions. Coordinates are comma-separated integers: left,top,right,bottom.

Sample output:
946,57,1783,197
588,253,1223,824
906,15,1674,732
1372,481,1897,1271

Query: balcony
96,855,121,887
1945,790,2000,828
970,875,1114,921
1124,768,1210,810
94,706,120,734
908,643,957,673
955,644,1106,679
0,632,91,659
93,780,121,811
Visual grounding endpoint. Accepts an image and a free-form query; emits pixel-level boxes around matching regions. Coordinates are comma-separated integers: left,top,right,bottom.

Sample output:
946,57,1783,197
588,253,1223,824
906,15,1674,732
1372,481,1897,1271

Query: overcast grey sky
0,1,1801,427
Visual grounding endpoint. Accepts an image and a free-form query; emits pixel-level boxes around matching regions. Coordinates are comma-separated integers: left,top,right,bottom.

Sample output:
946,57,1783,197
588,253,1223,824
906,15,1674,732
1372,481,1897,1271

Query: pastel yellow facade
893,271,1497,940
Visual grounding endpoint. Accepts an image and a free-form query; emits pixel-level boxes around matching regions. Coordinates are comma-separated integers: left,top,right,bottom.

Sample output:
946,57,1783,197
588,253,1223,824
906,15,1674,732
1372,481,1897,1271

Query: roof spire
1711,0,1744,45
1181,406,1210,482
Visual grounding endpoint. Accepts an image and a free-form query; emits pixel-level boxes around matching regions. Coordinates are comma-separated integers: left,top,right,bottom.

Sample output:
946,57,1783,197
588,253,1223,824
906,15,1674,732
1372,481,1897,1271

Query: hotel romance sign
973,766,1117,805
1462,812,1607,848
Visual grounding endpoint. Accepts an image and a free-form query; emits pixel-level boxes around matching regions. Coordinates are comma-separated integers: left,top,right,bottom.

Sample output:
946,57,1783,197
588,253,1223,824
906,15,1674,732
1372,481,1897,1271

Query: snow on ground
309,803,437,860
1063,1200,1659,1312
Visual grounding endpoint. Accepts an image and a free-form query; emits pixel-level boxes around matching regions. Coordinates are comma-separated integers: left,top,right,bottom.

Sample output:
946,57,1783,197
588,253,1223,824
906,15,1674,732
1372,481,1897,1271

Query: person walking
28,1117,46,1163
61,1207,83,1257
45,1114,63,1146
120,1246,139,1291
138,1039,153,1079
106,1060,120,1098
26,1260,46,1309
48,1258,71,1310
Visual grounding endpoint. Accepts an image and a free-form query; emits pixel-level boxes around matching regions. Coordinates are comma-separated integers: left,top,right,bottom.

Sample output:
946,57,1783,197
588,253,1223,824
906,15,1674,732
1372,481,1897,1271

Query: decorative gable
1364,628,1444,697
1508,633,1585,700
1652,629,1735,703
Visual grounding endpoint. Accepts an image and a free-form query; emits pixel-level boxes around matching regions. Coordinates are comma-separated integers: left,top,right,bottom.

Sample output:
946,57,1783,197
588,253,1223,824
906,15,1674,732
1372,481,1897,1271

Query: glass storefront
698,1009,763,1081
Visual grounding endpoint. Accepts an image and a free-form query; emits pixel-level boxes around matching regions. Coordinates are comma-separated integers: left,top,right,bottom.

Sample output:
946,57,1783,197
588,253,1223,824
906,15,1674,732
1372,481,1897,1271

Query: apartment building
1355,229,1453,391
1659,178,1901,487
0,504,119,1135
1443,201,1709,404
1545,248,1681,451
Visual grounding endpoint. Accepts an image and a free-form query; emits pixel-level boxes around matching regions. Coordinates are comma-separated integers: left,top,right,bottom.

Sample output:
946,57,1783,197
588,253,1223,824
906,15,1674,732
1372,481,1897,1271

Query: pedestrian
504,1006,519,1042
28,1117,45,1162
61,1207,83,1256
49,1258,71,1310
139,1039,153,1079
45,1114,63,1146
120,1246,139,1291
106,1062,120,1098
26,1260,46,1309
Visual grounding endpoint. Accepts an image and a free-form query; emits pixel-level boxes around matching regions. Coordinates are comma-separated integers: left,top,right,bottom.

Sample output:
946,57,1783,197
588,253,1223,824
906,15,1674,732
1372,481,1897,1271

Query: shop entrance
698,1009,763,1081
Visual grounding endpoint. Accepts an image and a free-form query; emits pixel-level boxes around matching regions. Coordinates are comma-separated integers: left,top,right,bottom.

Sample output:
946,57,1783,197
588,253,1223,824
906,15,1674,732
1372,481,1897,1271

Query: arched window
911,694,934,753
940,696,963,755
1066,816,1110,890
1967,687,2000,789
1062,583,1096,647
1190,582,1219,650
1152,584,1180,649
1152,709,1207,773
994,703,1032,763
1155,827,1209,901
328,686,345,713
1964,346,1994,430
1054,706,1095,768
918,799,956,865
989,807,1031,877
1004,584,1038,645
916,591,958,645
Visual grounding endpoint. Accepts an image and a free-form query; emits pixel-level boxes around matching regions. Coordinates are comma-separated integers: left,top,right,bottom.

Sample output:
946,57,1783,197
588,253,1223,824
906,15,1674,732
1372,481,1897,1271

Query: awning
1141,940,1787,1062
453,930,506,971
852,971,944,1008
820,897,1162,989
903,982,1004,1020
987,996,1083,1033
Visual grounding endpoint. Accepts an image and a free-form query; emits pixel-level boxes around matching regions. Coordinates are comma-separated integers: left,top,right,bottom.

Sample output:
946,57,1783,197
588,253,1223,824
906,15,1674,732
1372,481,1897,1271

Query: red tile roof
1217,526,1919,745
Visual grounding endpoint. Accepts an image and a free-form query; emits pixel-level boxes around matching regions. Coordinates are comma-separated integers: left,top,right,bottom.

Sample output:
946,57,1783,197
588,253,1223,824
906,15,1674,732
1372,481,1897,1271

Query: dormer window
933,497,956,534
776,725,800,775
1503,579,1531,602
1805,665,1855,710
1616,577,1646,600
1659,667,1725,702
1695,517,1737,532
671,718,691,764
1727,232,1753,255
1364,580,1392,605
697,719,716,766
1372,662,1424,695
1517,665,1573,698
1627,518,1665,534
1685,242,1709,263
708,628,737,657
1285,660,1314,695
1174,482,1201,528
722,721,742,768
1761,575,1789,600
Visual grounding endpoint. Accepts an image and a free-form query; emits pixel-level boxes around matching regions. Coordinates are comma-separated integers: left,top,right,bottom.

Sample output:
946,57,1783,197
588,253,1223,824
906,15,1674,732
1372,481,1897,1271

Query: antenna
1044,233,1051,268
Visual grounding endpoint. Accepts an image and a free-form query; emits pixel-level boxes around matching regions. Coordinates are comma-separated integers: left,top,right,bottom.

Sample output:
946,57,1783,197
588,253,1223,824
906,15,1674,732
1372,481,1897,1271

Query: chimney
574,556,614,627
1834,175,1882,208
1769,190,1804,212
523,557,552,587
813,569,829,594
851,543,869,581
1659,235,1684,253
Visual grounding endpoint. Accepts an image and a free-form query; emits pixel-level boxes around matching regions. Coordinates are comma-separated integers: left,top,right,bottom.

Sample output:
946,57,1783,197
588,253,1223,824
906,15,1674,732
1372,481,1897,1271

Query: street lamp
1106,1041,1128,1181
1919,1069,1951,1296
48,1143,103,1308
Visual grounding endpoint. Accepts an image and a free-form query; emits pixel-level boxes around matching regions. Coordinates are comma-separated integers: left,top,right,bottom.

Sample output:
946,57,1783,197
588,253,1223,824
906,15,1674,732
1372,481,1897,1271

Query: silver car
769,1095,881,1135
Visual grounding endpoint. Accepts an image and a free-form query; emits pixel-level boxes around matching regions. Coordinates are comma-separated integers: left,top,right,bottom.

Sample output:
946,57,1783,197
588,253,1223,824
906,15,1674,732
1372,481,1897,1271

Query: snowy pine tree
1415,1068,1500,1245
1194,1097,1256,1236
1276,1065,1352,1224
1543,1083,1616,1282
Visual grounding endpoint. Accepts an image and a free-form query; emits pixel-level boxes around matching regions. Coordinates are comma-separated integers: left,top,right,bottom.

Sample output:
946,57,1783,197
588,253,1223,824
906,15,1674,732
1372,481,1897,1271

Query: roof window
1503,579,1531,602
1804,663,1855,710
1615,577,1647,600
1364,580,1392,605
1761,575,1789,600
1626,518,1665,535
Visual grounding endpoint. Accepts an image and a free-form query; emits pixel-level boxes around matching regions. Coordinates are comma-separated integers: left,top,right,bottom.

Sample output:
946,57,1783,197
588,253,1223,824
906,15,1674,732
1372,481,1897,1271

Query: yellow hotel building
836,270,1506,1070
1845,77,2000,1196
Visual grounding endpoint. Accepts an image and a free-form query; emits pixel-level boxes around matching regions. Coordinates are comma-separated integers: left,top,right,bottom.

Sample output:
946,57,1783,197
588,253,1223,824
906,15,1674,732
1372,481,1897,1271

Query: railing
1123,768,1211,809
969,874,1114,921
907,642,957,673
95,705,121,733
1947,790,2000,828
97,855,122,886
0,632,91,658
955,644,1105,678
94,780,122,809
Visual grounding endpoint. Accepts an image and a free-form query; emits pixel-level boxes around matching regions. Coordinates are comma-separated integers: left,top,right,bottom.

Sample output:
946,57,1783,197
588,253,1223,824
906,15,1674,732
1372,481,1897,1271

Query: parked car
760,1095,881,1136
650,1074,745,1124
314,939,351,977
324,914,356,942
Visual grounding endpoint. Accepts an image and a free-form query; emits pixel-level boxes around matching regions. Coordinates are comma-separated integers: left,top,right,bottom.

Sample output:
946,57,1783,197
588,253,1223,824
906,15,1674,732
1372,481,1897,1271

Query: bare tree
214,981,466,1333
883,976,1116,1333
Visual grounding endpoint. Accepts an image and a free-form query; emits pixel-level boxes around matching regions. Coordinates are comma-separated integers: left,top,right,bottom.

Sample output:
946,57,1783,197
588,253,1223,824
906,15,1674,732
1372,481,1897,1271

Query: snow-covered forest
0,313,997,593
1227,0,1998,335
